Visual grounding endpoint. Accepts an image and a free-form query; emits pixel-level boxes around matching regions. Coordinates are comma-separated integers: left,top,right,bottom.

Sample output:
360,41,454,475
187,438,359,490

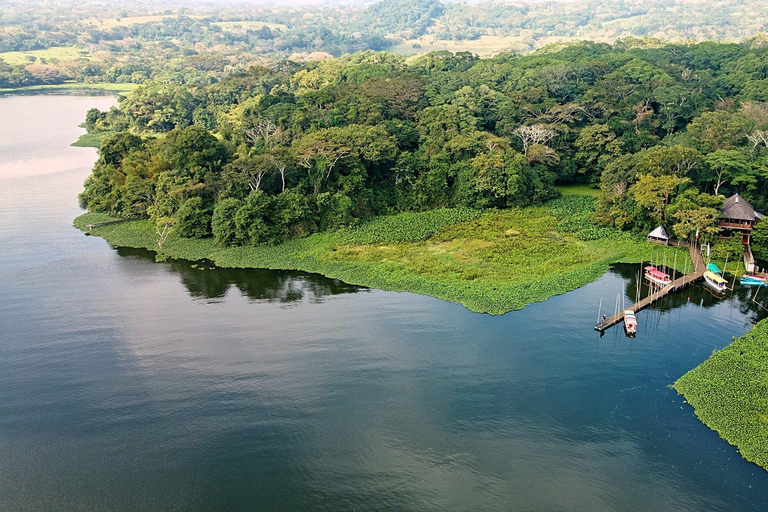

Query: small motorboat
623,310,637,336
707,263,723,275
703,271,728,293
644,266,672,287
740,274,767,287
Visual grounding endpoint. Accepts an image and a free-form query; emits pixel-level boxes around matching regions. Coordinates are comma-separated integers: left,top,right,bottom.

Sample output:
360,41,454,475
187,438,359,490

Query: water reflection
115,247,363,304
0,89,116,98
8,93,768,511
611,263,767,324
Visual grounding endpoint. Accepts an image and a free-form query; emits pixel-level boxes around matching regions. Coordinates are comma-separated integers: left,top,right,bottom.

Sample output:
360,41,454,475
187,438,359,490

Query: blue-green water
1,94,767,511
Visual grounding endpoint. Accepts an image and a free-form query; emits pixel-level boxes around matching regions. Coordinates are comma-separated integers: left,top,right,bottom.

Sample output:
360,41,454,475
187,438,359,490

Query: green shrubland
76,196,689,314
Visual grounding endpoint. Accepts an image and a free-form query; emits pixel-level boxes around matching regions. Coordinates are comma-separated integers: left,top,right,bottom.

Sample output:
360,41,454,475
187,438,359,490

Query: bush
175,197,212,238
234,190,276,245
711,234,744,261
212,197,243,246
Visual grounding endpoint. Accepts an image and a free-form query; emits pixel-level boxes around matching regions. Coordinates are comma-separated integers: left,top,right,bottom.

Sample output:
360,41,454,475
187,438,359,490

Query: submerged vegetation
76,196,690,314
675,318,768,470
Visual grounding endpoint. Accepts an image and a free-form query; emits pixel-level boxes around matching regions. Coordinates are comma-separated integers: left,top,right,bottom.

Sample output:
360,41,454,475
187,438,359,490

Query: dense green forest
77,40,768,261
4,0,768,89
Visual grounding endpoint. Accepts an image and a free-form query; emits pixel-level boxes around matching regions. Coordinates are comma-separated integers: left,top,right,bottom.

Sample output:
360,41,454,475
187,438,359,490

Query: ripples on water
1,94,767,511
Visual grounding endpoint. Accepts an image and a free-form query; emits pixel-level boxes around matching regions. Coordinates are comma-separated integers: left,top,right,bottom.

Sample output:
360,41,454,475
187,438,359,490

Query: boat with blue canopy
740,274,767,287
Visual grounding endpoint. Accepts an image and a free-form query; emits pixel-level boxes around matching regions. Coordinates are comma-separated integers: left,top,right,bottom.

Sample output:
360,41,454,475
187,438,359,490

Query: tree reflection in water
611,263,767,326
115,247,363,304
111,249,766,320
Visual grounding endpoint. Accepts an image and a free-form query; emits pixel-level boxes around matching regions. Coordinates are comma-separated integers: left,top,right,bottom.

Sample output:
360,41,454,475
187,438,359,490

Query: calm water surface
1,94,767,511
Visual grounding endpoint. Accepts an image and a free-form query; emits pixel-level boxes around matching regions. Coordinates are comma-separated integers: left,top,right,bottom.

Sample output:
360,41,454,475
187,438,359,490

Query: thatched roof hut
648,225,669,245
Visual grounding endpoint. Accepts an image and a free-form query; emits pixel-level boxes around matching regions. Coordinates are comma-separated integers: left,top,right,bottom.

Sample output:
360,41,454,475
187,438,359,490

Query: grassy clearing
0,47,84,65
556,184,602,198
213,21,288,32
82,15,174,29
71,132,109,148
393,34,523,57
75,197,690,314
0,82,137,95
674,319,768,470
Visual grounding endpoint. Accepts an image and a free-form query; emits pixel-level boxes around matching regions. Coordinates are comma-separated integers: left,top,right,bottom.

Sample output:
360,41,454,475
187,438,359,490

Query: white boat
644,266,671,287
623,310,637,336
703,271,728,293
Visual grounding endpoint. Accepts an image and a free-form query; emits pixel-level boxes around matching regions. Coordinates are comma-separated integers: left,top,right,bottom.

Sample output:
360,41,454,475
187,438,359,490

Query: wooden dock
596,242,706,331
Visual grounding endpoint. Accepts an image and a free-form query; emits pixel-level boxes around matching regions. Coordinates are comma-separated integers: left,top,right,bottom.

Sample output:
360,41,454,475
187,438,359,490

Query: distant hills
358,0,768,55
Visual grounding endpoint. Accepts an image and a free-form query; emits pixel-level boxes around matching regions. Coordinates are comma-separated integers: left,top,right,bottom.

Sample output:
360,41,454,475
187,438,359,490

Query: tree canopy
80,41,768,252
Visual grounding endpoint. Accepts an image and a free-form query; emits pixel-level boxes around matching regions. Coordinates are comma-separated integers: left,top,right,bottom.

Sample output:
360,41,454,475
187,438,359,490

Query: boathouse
647,225,669,245
720,193,761,244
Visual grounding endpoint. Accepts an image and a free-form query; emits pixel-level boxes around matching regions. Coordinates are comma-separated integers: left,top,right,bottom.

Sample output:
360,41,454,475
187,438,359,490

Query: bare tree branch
245,119,279,147
513,125,556,154
747,130,768,150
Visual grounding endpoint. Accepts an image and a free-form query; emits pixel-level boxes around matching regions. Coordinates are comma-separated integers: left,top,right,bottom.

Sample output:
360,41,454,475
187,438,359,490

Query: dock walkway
596,243,706,331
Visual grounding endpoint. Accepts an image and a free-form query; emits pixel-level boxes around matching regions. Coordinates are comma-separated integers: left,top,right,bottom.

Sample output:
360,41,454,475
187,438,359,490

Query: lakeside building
719,193,762,245
647,225,670,245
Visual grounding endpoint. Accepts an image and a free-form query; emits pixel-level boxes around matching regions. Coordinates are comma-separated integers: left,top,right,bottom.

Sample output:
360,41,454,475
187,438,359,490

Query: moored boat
703,271,728,293
707,263,722,275
644,266,672,287
623,310,637,336
740,275,767,287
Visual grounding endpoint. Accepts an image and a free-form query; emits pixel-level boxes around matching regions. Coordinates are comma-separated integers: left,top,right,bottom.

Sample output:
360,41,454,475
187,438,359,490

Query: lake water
1,93,767,511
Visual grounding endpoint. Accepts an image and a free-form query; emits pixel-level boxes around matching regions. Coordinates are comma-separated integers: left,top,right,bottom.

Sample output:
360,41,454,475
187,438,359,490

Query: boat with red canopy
644,265,671,287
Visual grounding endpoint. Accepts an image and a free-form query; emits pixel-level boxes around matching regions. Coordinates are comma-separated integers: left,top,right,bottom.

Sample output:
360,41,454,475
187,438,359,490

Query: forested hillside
79,41,768,260
4,0,768,89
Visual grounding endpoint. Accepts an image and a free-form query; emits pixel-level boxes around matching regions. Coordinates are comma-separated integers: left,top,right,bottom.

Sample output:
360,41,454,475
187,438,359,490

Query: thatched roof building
647,225,669,245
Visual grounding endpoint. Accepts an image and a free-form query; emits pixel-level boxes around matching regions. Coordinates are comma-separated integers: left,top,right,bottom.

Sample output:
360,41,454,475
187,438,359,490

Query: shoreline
0,82,137,96
76,206,768,471
74,203,692,315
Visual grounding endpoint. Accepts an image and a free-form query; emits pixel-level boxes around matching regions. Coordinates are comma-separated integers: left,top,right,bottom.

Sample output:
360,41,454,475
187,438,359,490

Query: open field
82,15,176,29
555,184,602,197
0,46,84,65
0,82,137,95
393,34,527,57
82,16,288,31
75,197,690,315
212,21,288,32
675,318,768,471
71,132,109,148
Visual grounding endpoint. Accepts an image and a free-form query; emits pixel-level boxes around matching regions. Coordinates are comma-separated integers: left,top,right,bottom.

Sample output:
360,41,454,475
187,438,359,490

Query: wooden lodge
720,193,762,245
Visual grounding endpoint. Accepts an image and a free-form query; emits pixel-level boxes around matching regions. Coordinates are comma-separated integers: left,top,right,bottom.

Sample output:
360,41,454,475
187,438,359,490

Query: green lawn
71,132,109,148
0,46,85,65
75,197,690,315
555,184,602,197
675,318,768,470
